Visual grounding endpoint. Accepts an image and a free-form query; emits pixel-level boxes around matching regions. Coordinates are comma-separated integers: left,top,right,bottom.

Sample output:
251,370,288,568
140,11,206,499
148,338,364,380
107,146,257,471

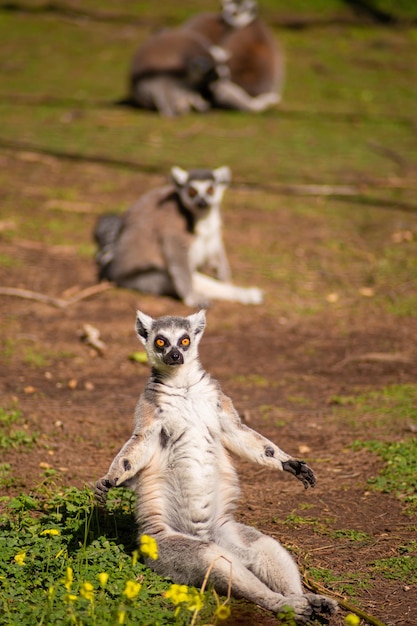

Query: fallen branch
332,351,413,370
0,282,113,309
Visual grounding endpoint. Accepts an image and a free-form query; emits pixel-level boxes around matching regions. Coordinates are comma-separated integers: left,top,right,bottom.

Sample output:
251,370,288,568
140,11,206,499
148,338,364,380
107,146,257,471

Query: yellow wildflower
80,581,94,602
63,566,73,591
123,580,142,600
118,609,126,624
139,534,158,560
48,586,55,600
65,594,78,603
131,549,139,566
97,572,109,588
215,604,231,620
345,615,360,626
41,529,60,536
14,552,26,565
186,588,204,612
165,584,190,605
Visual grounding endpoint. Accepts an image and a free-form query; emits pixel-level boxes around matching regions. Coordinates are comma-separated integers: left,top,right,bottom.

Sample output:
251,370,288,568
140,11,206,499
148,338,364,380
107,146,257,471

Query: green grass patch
331,384,417,433
0,486,232,625
307,566,370,597
352,438,417,513
0,407,37,450
373,541,417,583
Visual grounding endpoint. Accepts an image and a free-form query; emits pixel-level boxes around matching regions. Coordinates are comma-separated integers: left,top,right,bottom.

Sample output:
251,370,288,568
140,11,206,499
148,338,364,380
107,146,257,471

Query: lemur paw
282,459,316,489
304,593,338,617
276,593,338,624
95,475,115,504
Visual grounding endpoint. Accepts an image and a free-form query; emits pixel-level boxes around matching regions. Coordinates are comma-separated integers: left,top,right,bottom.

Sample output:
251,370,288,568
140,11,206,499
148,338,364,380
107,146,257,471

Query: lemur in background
126,1,282,115
96,311,338,624
94,166,263,307
127,27,227,117
183,0,284,111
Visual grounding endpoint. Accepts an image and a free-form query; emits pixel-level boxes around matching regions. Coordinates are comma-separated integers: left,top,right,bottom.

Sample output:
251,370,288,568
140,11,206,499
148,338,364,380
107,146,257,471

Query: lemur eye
206,185,214,196
155,338,166,348
188,187,197,198
181,337,190,347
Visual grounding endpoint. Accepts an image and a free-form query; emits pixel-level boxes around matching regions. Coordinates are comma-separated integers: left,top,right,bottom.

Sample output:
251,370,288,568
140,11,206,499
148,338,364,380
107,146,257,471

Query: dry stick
193,556,233,626
0,282,113,309
332,352,413,371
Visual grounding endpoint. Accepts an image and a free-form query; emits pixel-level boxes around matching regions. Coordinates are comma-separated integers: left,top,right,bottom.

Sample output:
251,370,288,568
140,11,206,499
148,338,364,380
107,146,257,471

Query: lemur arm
218,392,316,489
95,397,160,503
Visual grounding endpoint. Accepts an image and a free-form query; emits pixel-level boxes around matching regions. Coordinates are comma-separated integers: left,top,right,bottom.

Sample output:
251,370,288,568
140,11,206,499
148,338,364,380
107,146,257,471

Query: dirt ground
1,152,417,626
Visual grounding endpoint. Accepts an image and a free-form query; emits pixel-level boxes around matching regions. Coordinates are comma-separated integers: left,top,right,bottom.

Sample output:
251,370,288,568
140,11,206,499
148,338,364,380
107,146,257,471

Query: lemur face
171,166,231,216
136,310,206,370
221,0,257,28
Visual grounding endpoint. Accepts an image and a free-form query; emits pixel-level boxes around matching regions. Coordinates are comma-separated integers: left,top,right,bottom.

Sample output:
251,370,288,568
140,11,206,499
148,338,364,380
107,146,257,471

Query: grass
0,406,37,450
352,438,417,513
0,485,230,626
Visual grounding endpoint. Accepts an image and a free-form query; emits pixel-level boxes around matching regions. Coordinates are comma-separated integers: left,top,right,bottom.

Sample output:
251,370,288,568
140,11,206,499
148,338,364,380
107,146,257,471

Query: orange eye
181,337,190,346
188,187,197,198
207,185,214,196
155,338,165,348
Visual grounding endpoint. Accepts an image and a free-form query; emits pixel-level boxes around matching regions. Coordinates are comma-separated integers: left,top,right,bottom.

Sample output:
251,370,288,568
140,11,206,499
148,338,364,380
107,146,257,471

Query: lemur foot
274,593,338,624
282,460,316,489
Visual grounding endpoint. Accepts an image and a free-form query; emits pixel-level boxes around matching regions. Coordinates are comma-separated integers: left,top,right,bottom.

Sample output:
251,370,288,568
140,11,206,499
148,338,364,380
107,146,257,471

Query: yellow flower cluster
165,584,203,613
14,552,26,566
80,581,94,602
139,534,158,560
40,529,60,536
123,580,142,600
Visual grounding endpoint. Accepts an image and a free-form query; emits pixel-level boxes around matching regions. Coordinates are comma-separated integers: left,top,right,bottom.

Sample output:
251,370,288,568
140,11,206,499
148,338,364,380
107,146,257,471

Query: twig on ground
0,282,113,309
332,352,413,370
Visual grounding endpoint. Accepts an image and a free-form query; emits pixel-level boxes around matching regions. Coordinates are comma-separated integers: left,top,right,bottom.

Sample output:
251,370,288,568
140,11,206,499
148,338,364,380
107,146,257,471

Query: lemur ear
136,310,154,344
171,166,189,187
213,166,231,186
188,309,206,338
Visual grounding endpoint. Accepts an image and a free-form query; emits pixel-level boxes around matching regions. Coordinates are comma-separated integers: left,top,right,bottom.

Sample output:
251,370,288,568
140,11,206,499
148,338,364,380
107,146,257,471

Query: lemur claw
282,460,316,489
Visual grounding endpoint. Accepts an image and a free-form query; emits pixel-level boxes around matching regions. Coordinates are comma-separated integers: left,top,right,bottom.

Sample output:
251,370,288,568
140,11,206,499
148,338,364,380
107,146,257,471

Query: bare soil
1,152,416,626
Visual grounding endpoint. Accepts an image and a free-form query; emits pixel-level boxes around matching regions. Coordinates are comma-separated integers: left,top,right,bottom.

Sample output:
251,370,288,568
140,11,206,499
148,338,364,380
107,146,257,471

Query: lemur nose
197,199,208,209
164,349,184,366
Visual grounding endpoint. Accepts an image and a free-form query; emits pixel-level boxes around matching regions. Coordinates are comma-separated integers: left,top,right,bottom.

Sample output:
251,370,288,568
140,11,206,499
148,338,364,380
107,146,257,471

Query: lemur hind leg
144,532,333,623
191,271,263,305
218,522,338,617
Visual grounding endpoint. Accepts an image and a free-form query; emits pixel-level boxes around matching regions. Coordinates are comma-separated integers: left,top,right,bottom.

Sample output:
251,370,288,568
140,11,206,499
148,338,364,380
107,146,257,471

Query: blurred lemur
94,166,263,307
183,0,285,110
96,310,338,624
127,0,283,115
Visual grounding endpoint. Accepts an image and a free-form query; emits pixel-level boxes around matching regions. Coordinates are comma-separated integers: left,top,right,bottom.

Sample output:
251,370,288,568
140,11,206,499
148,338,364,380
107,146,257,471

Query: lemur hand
95,475,116,504
282,460,316,489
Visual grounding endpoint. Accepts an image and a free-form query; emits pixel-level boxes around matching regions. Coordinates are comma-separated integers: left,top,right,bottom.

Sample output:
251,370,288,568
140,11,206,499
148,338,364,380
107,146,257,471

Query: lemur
94,166,263,308
95,311,338,624
182,0,284,111
127,27,227,117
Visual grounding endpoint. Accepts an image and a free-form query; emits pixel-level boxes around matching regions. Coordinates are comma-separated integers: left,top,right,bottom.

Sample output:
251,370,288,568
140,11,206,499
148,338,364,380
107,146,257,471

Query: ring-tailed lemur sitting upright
96,311,338,624
182,0,284,111
94,166,263,308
